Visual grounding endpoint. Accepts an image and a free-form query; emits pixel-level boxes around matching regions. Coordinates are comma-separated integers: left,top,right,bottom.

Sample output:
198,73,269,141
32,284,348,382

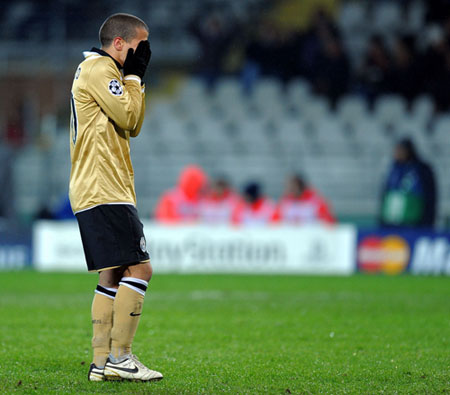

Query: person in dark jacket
380,138,437,228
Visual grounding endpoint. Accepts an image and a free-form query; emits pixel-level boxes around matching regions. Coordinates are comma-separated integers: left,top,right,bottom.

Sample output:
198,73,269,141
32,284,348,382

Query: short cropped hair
99,13,148,47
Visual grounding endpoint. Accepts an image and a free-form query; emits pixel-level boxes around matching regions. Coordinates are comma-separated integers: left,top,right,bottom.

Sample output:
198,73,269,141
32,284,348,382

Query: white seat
353,118,391,155
406,0,426,33
177,78,207,103
252,78,282,103
301,96,331,123
338,2,367,34
214,77,243,107
372,2,402,33
286,78,312,109
374,95,407,127
336,95,369,124
411,95,435,126
432,114,450,144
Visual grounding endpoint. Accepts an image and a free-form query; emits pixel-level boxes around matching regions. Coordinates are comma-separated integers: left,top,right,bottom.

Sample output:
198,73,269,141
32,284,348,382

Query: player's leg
110,261,152,360
104,261,163,381
88,267,122,381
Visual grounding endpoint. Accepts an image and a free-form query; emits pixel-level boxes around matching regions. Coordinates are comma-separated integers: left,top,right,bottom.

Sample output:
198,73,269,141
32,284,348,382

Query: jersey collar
89,47,123,70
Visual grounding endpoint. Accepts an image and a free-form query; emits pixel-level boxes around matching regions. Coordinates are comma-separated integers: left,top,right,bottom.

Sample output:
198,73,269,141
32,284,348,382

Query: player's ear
112,37,124,51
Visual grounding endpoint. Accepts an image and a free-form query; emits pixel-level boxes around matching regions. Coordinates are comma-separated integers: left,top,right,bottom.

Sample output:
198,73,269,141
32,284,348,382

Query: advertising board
357,229,450,275
33,221,356,275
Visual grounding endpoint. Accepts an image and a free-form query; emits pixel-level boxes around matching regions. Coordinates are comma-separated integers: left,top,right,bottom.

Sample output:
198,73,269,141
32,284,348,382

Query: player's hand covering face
123,40,151,79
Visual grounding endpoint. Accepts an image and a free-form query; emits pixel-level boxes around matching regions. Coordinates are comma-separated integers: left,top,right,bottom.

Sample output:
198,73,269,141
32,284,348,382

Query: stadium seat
252,78,282,103
13,147,47,218
336,95,369,125
338,2,367,35
411,95,435,126
177,78,207,103
374,95,408,128
301,96,331,124
406,0,426,33
431,114,450,157
372,2,402,33
214,77,242,105
286,78,312,112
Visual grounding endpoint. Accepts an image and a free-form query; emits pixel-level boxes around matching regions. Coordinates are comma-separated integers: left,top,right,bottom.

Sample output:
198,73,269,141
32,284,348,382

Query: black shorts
75,204,150,272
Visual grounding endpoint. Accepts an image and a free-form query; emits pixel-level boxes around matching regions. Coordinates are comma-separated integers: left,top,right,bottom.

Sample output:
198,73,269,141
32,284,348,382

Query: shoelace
131,354,147,370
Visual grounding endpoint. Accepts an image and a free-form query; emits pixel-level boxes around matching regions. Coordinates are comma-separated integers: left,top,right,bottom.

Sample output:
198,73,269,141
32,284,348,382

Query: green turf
0,272,449,394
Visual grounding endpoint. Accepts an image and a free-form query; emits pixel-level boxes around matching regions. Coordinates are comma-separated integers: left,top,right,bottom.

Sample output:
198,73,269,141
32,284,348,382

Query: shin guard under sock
110,277,148,360
91,285,117,368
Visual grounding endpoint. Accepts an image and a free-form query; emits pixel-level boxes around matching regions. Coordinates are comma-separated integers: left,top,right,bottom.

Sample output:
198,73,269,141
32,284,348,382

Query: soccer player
69,13,162,382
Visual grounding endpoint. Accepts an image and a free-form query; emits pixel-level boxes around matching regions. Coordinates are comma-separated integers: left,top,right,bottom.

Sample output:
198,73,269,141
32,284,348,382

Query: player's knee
126,261,152,282
98,268,121,288
142,262,153,282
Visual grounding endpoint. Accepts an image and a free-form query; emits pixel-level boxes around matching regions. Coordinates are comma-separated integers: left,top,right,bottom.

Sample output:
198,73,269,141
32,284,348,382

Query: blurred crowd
153,136,437,228
190,0,450,111
154,166,335,226
34,136,437,229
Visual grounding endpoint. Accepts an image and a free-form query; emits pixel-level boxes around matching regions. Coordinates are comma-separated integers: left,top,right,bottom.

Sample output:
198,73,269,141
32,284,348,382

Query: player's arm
125,40,151,135
87,61,143,131
86,40,151,132
130,89,145,138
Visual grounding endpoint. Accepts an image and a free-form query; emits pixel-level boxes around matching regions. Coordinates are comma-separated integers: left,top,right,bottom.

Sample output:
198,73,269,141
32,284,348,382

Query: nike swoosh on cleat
130,312,141,316
108,365,139,374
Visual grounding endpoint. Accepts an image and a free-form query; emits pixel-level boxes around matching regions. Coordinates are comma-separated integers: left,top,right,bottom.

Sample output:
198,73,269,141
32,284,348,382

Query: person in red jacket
232,182,276,226
199,177,240,224
274,174,335,224
154,165,208,223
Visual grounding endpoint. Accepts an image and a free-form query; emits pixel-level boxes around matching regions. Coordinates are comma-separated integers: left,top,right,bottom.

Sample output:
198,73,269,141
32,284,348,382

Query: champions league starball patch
108,79,123,96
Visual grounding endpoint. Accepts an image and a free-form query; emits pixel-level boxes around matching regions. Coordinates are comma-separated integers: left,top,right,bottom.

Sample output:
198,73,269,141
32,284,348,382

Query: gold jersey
69,50,145,214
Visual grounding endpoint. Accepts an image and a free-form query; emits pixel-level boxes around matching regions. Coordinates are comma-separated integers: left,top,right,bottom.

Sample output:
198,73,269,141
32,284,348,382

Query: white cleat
104,354,163,382
88,363,105,381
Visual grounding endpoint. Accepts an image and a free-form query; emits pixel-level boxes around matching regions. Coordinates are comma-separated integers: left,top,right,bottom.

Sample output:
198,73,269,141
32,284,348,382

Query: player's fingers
124,48,134,63
136,40,150,59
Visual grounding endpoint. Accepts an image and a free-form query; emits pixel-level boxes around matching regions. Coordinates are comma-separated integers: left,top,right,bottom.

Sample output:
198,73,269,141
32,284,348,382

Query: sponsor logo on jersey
108,79,123,96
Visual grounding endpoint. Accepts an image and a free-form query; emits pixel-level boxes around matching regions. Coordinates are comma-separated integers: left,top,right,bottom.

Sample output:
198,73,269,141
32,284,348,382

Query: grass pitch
0,272,449,394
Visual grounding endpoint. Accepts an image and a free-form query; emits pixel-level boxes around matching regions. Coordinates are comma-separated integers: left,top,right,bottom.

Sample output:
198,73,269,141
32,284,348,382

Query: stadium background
0,0,449,274
0,1,449,393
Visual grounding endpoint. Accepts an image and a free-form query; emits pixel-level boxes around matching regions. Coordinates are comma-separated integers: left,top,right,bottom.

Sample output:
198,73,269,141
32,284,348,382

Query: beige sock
110,277,147,360
91,287,116,368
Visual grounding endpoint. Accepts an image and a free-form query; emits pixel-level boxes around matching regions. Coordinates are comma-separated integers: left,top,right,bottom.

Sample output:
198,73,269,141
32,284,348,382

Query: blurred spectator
5,105,26,148
357,35,391,102
35,195,75,220
313,32,350,104
199,177,240,224
380,138,437,228
36,206,55,220
232,182,276,226
155,165,208,223
0,146,15,221
242,20,281,92
387,35,421,102
189,12,236,89
295,9,339,81
273,175,335,225
426,0,450,23
421,24,450,111
53,196,75,220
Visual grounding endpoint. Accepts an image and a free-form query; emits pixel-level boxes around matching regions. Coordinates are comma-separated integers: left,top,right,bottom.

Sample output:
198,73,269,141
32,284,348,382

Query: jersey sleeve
86,59,143,131
130,88,146,138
